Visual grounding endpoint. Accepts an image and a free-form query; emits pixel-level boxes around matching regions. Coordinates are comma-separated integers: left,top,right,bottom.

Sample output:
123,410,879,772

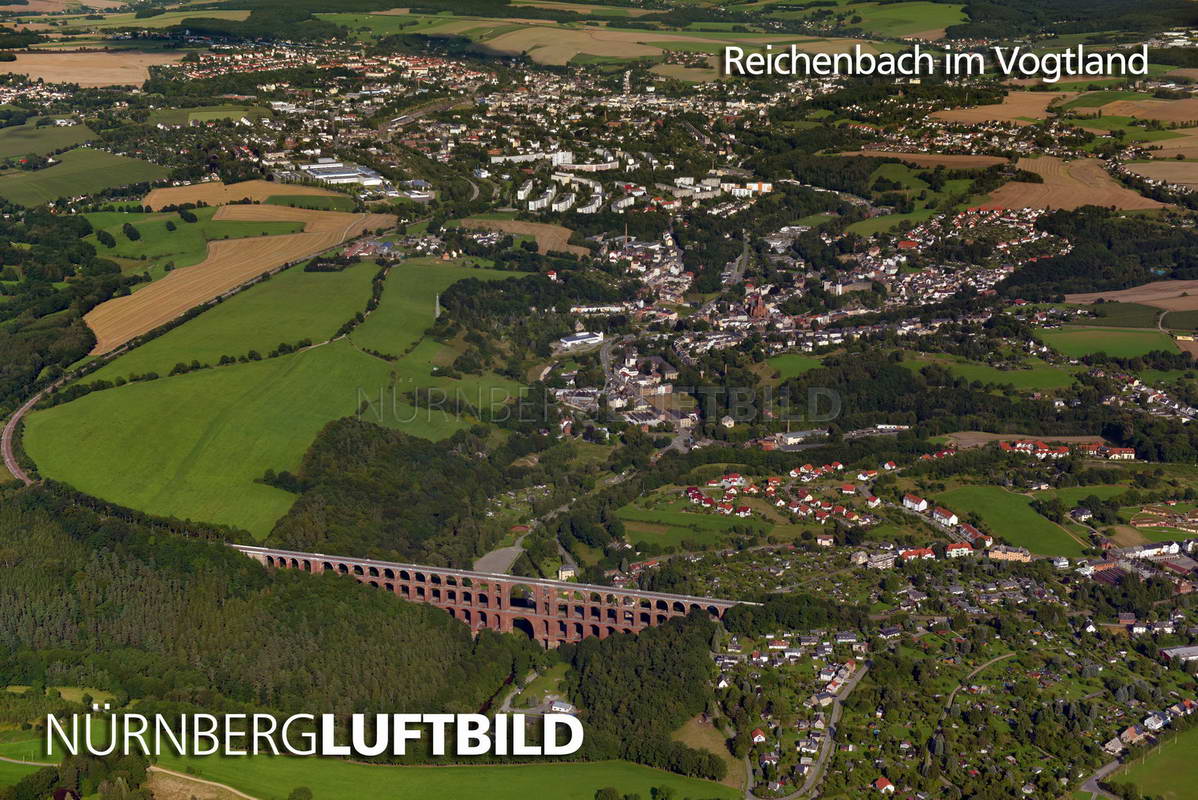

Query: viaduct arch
231,544,746,648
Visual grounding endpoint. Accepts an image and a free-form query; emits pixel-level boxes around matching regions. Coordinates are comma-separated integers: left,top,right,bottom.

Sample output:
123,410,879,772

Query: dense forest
560,614,728,781
1000,206,1198,299
941,0,1198,39
267,419,554,565
0,484,533,718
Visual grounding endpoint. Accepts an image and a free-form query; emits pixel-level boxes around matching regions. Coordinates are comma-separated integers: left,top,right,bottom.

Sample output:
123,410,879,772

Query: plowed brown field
1101,97,1198,124
143,180,343,210
84,206,395,355
983,157,1165,211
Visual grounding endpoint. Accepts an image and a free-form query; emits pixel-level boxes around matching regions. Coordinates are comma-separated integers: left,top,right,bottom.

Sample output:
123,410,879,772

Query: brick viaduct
232,545,746,648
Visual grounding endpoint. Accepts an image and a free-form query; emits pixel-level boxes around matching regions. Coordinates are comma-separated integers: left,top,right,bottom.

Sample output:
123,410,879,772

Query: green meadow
1038,326,1179,358
1117,724,1198,800
156,754,739,800
764,353,823,381
0,120,93,160
904,355,1077,391
86,260,379,382
937,485,1087,557
25,261,520,537
265,193,357,211
0,148,168,207
618,494,769,549
85,206,304,279
1074,302,1161,328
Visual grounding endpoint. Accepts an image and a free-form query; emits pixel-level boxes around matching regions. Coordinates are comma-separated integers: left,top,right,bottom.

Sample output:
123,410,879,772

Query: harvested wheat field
1126,161,1198,186
983,157,1165,211
933,91,1075,125
1101,97,1198,124
1142,128,1198,159
476,25,844,66
1,50,184,86
85,206,395,354
144,180,343,210
458,217,588,256
837,151,1006,168
1066,280,1198,311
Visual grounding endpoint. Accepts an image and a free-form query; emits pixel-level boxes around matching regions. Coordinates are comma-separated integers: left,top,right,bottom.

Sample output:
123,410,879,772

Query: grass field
0,120,93,160
1116,724,1198,800
350,260,512,356
86,260,379,382
1075,302,1162,328
1062,90,1153,110
266,194,357,212
0,761,39,787
937,485,1087,557
904,355,1077,390
1038,326,1179,358
148,105,267,126
618,495,768,549
27,261,518,537
85,206,305,277
1163,309,1198,331
0,147,167,206
765,354,823,381
155,753,739,800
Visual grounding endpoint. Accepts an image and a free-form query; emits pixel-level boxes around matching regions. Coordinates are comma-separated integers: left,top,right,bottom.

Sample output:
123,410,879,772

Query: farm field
932,91,1075,125
266,193,357,211
85,206,304,274
350,259,513,356
1037,326,1179,358
1071,302,1162,328
983,157,1165,211
143,180,343,210
155,753,739,800
85,260,379,383
836,150,1005,168
0,147,167,207
1066,280,1198,311
83,205,395,354
1116,723,1198,800
0,50,185,86
1126,160,1198,187
454,217,588,256
906,354,1078,390
1061,90,1153,110
0,119,93,159
29,260,516,536
936,486,1086,557
1100,97,1198,123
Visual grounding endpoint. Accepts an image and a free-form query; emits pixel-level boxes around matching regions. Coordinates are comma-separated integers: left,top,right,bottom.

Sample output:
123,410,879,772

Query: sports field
0,120,93,160
936,485,1087,557
1116,724,1198,800
1038,326,1179,358
155,753,739,800
86,260,379,382
0,147,167,207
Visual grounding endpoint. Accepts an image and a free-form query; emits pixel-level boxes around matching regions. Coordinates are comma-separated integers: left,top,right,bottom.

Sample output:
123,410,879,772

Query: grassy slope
1038,327,1179,358
0,120,93,160
0,148,168,206
26,261,520,537
265,193,357,211
157,754,739,800
937,486,1086,557
87,260,378,381
86,206,304,275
